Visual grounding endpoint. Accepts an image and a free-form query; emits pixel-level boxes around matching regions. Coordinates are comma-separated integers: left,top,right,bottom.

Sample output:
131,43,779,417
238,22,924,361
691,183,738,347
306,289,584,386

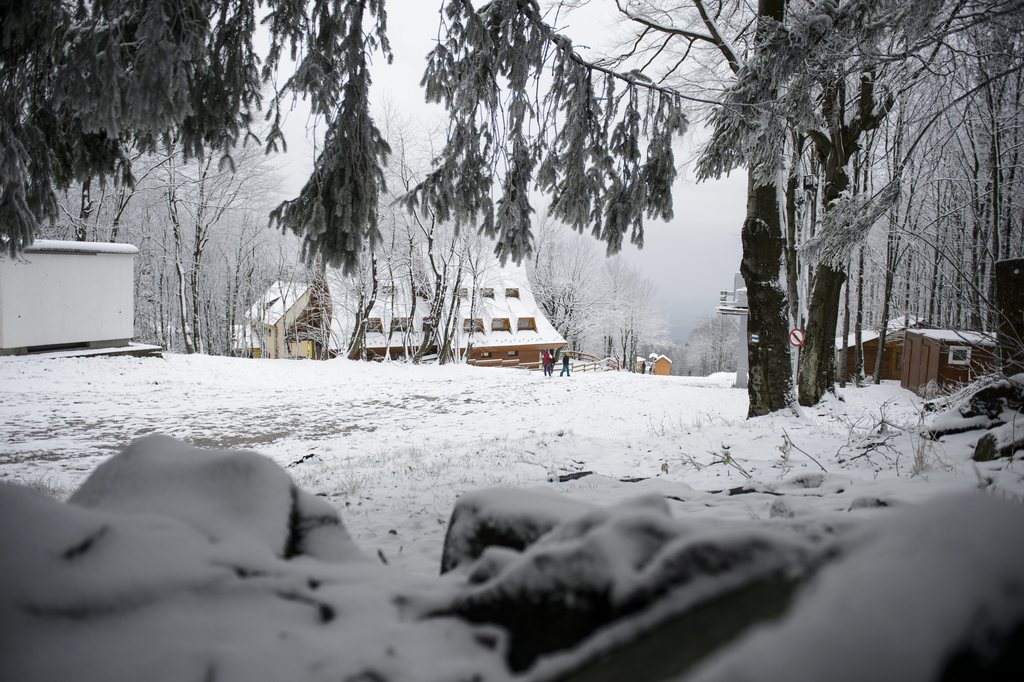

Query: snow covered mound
441,487,597,573
688,494,1024,682
70,434,362,561
425,492,1024,681
426,494,819,674
2,435,1024,682
929,374,1024,461
0,436,510,682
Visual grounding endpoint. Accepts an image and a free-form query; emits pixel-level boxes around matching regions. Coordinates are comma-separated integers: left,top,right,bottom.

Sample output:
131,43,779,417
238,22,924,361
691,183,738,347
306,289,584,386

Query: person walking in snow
560,351,571,377
541,349,552,376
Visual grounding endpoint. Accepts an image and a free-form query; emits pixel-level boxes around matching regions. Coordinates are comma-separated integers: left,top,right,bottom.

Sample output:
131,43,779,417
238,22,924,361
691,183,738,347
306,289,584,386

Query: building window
517,317,536,331
506,350,518,357
948,346,971,365
481,287,495,298
381,283,395,296
492,318,510,331
505,288,520,298
366,318,383,333
390,317,411,332
480,351,492,358
459,287,468,298
463,318,484,333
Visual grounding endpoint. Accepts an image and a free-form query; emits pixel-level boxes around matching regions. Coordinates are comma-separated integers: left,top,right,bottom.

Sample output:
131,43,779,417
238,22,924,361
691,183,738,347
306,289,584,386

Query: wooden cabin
362,267,566,367
900,329,998,395
834,318,926,381
650,354,672,376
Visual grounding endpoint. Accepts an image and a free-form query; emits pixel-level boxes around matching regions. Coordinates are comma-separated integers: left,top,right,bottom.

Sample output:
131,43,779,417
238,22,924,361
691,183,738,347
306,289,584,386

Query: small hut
900,329,998,395
0,240,139,355
650,354,672,376
834,317,925,381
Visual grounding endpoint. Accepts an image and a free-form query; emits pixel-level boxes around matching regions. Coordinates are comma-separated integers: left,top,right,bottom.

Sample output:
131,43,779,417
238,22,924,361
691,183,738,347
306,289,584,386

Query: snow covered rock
685,494,1024,682
928,375,1024,460
427,492,1024,682
71,434,362,561
440,487,598,574
428,495,818,673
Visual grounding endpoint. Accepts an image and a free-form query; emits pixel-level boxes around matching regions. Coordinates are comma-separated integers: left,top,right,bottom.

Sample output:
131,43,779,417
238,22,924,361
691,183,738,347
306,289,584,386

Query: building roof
249,280,306,326
356,265,566,352
834,316,926,351
909,329,996,346
21,239,139,256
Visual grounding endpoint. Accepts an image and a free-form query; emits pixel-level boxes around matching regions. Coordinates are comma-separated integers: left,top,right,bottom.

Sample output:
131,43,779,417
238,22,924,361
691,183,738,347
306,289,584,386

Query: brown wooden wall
901,332,998,393
364,342,565,366
838,338,903,381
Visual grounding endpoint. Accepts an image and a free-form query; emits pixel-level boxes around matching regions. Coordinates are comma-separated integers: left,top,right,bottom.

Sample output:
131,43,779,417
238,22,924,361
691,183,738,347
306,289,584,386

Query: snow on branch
404,0,687,265
802,181,900,268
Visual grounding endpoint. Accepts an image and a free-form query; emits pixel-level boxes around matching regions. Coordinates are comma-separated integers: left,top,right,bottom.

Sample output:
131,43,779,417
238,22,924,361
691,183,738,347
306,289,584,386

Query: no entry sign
789,328,806,348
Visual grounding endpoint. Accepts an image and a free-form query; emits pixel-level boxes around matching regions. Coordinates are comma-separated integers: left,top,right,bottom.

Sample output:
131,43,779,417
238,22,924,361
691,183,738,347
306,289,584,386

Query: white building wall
0,241,137,352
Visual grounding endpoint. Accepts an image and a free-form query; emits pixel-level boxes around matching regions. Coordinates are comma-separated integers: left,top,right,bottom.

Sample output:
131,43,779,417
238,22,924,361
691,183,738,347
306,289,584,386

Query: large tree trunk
742,172,794,416
798,264,846,406
996,258,1024,376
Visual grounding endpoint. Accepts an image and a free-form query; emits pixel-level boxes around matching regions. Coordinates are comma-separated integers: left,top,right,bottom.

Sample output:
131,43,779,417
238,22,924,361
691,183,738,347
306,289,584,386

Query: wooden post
995,258,1024,376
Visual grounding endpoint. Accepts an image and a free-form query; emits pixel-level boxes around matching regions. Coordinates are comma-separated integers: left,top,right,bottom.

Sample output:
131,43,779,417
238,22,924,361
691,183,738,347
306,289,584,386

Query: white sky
270,1,745,342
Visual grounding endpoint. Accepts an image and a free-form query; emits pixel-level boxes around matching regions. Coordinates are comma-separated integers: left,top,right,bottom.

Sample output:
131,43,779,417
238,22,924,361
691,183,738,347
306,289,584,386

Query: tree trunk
854,247,865,386
785,135,803,329
839,277,850,388
995,258,1024,376
798,264,846,405
76,177,93,242
742,171,794,416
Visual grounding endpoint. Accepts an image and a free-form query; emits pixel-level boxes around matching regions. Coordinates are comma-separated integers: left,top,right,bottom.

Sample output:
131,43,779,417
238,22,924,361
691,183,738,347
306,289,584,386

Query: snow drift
2,435,1023,682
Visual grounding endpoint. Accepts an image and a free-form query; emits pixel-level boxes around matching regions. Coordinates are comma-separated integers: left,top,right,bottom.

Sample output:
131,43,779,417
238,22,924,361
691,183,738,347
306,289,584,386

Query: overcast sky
272,2,745,342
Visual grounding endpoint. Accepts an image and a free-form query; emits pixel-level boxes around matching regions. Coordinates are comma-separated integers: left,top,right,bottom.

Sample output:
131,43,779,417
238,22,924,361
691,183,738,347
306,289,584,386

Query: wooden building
650,354,672,376
244,279,332,359
834,317,925,381
360,268,565,367
900,329,998,394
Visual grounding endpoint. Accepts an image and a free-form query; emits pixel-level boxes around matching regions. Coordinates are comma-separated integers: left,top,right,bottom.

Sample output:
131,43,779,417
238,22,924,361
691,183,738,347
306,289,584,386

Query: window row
458,287,520,299
364,317,536,334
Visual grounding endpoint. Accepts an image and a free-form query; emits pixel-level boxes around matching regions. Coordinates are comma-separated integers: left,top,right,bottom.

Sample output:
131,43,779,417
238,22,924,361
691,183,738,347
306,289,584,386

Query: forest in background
28,1,1024,384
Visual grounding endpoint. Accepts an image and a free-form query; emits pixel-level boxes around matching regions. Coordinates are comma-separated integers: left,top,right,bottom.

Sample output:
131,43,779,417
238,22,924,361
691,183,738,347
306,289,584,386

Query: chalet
834,317,925,381
900,329,998,395
356,268,565,367
245,279,331,359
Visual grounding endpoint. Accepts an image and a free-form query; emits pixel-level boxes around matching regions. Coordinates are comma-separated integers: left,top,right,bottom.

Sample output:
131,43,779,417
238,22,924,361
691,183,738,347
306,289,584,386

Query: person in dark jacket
560,351,571,377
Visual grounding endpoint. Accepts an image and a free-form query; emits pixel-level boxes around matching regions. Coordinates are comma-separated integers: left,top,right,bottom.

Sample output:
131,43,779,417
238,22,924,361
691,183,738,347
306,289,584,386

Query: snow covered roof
359,265,566,351
834,317,926,350
910,329,996,346
249,280,306,326
20,239,139,255
653,354,672,363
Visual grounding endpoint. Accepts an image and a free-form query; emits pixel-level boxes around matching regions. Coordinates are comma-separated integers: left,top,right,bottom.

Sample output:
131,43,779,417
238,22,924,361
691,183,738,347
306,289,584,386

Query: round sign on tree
789,328,806,348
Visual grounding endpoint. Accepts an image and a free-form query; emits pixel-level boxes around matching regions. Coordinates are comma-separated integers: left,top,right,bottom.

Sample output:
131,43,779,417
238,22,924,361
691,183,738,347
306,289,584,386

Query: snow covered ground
2,353,1021,578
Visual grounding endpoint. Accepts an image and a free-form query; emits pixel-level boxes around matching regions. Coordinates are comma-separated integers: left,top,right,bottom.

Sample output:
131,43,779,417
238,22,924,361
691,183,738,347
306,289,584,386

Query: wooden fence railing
514,351,618,373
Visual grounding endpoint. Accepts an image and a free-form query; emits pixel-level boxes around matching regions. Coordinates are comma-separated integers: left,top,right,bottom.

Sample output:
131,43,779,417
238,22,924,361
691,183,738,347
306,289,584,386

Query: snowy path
1,353,1013,576
0,354,742,478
